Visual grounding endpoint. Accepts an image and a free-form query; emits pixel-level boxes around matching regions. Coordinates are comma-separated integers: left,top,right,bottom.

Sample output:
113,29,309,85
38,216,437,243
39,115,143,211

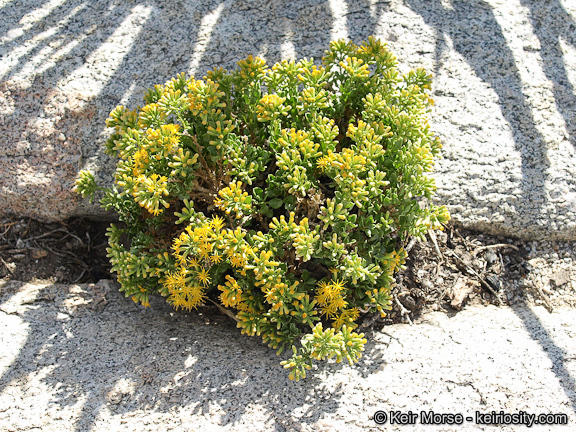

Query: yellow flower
210,252,223,264
198,242,213,261
196,268,211,286
175,252,187,265
194,225,209,241
169,291,186,309
230,253,246,269
333,308,360,330
218,275,243,308
181,284,206,310
210,215,226,231
132,148,149,176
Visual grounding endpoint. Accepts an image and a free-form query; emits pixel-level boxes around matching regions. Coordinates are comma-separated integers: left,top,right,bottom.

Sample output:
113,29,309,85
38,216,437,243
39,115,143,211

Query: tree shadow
343,0,390,44
405,0,551,212
0,0,339,220
520,0,576,148
0,3,396,428
0,0,149,219
0,0,62,42
0,281,387,431
510,302,576,415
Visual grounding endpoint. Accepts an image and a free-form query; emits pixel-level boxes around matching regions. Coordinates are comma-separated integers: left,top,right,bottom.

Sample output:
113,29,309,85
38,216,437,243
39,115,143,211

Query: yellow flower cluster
166,216,259,311
132,173,170,216
128,124,180,177
187,79,226,118
314,277,360,329
213,181,252,219
236,55,267,81
163,267,207,310
256,94,286,121
218,275,245,309
316,278,347,316
131,147,149,177
339,56,370,79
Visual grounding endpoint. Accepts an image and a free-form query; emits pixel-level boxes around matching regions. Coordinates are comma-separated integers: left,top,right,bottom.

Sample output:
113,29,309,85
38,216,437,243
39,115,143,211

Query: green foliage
74,170,99,203
76,37,450,380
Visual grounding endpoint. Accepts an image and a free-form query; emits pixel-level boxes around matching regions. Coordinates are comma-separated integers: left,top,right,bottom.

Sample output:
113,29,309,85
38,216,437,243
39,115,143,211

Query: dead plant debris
1,217,574,328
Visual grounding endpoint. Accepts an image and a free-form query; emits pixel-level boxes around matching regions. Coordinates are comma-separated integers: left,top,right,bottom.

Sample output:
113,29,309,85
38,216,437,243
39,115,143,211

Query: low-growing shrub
76,37,449,380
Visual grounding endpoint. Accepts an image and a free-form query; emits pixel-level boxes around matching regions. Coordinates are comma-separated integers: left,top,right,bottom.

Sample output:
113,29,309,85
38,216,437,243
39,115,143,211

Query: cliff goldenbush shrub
76,38,450,380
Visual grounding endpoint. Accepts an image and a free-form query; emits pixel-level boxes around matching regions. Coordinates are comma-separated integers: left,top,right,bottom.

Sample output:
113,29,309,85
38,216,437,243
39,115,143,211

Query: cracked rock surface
1,279,575,431
0,0,575,239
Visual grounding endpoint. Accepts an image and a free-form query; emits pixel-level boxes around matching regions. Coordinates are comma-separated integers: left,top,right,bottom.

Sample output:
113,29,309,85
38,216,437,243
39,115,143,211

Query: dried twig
0,255,14,274
64,253,90,269
206,298,240,323
0,221,17,237
474,243,519,254
5,248,26,254
394,296,413,325
41,246,88,270
27,228,85,246
444,249,502,305
42,245,65,257
428,229,443,261
72,269,87,284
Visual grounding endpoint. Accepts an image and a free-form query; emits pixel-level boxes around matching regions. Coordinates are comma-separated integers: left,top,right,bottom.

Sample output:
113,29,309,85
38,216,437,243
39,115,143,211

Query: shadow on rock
0,280,387,431
510,301,576,415
405,0,551,214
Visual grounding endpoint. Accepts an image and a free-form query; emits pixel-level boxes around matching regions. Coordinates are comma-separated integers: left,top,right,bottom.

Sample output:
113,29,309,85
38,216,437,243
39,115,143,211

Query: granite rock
1,0,575,239
1,280,575,431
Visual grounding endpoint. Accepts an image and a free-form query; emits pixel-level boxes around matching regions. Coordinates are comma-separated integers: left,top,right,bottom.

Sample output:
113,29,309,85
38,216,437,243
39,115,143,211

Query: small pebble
401,295,416,311
421,279,434,290
31,249,48,259
58,133,66,142
485,251,498,265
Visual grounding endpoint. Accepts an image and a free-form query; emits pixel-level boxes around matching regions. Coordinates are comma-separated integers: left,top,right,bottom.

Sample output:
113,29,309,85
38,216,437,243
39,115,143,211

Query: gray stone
1,280,575,430
0,0,575,240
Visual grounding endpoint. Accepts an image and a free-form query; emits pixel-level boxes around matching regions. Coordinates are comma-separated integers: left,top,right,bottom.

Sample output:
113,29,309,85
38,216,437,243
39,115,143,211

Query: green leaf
260,204,273,217
253,187,264,200
268,198,283,209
